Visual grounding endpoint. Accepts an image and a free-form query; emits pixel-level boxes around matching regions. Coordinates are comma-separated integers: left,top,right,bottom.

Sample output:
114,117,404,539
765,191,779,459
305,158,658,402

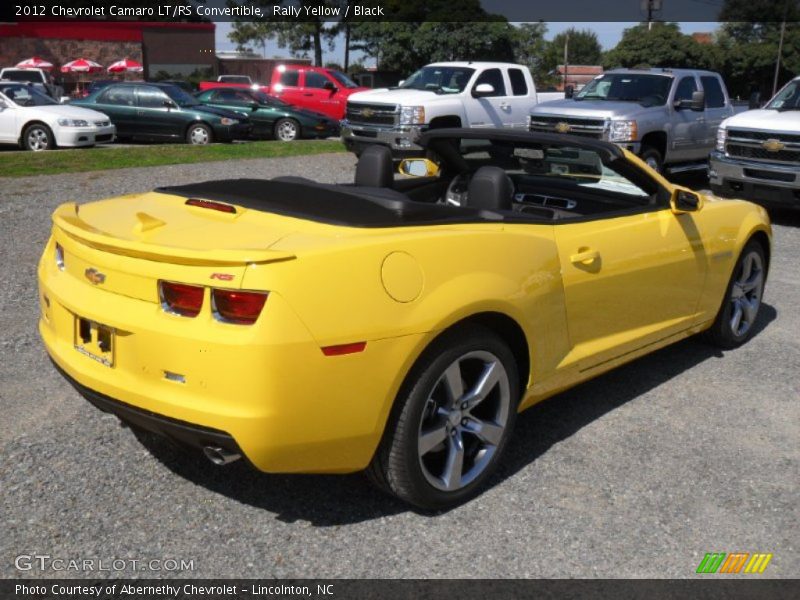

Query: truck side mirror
323,81,337,91
565,85,574,99
748,91,761,110
472,83,495,98
690,90,705,111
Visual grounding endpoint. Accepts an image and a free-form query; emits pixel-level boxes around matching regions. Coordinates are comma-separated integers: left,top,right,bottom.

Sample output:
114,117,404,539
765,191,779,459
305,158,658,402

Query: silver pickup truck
528,68,735,173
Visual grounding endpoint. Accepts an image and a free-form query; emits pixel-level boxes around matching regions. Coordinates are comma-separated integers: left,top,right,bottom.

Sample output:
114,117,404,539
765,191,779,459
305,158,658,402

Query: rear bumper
341,121,424,155
709,151,800,206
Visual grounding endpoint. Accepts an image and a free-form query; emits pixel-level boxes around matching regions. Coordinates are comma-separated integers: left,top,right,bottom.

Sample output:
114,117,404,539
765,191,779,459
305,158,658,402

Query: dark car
72,82,251,144
194,88,339,141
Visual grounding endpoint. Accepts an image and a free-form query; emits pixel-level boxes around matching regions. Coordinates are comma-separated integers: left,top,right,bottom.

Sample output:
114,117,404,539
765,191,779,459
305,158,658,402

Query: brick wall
0,37,143,74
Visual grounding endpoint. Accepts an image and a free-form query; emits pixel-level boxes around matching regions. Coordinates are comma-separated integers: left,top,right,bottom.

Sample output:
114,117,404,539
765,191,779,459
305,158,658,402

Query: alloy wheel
27,127,49,151
729,250,764,337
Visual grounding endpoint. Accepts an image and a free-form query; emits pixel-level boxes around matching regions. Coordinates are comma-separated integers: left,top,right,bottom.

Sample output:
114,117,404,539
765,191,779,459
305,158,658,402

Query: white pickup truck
710,75,800,207
341,61,563,156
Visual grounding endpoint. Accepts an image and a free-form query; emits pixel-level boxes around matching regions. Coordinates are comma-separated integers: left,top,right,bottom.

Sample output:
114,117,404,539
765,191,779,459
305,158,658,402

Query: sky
214,21,721,66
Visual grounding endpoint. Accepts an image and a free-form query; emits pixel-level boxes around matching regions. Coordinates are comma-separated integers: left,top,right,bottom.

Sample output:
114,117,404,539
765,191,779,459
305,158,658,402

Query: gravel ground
0,157,797,579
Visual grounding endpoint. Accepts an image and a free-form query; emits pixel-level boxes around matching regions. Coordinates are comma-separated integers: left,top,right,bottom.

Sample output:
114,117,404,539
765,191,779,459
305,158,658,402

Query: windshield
252,91,289,107
330,70,359,89
3,70,44,83
400,66,476,94
163,85,200,107
576,73,672,106
766,79,800,110
0,84,58,106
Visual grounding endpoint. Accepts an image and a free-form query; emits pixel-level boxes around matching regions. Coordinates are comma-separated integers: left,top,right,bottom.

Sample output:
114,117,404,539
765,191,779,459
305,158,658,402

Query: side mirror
670,188,703,214
397,158,440,178
748,91,761,110
323,81,337,91
163,99,177,109
565,85,574,99
690,90,705,111
250,101,259,110
472,83,495,98
398,80,405,87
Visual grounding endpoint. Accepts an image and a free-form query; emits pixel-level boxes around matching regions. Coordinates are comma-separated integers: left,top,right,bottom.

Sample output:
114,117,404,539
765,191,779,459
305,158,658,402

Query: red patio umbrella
107,58,143,73
16,57,54,70
60,58,103,74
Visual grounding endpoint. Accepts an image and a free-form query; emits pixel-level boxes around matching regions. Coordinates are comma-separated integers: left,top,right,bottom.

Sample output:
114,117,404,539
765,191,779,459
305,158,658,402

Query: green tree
543,28,603,73
513,22,550,83
717,0,800,99
603,22,714,70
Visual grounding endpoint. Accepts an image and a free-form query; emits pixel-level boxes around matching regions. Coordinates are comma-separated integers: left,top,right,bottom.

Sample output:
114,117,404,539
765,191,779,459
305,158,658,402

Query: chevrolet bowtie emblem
84,268,106,285
554,122,571,133
761,139,785,152
361,108,374,118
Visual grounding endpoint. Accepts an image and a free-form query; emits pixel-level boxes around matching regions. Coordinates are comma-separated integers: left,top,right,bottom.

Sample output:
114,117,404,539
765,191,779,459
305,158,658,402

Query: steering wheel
444,172,471,206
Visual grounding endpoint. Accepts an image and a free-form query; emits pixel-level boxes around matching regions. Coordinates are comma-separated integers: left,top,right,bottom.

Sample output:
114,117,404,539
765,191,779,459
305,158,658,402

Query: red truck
198,65,368,120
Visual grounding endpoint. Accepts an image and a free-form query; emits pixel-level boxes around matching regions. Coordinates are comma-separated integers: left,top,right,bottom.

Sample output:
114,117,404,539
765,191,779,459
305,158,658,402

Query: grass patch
0,139,347,178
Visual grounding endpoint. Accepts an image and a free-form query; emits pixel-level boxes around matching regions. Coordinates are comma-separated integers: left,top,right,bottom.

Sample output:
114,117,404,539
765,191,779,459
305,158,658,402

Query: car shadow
134,304,777,525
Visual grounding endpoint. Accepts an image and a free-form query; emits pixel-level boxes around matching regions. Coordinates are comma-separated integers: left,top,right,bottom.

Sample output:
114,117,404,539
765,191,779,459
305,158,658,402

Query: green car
195,88,340,141
73,82,251,144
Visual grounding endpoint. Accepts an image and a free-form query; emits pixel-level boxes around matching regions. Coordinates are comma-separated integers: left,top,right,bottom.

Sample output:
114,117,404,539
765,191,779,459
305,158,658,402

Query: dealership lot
0,155,797,578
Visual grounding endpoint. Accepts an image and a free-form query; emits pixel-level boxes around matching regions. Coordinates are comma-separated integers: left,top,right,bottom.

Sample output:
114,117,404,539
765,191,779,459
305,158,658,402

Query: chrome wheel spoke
442,432,464,491
741,296,759,325
462,360,501,411
418,425,448,456
730,300,744,333
442,362,464,403
464,418,503,446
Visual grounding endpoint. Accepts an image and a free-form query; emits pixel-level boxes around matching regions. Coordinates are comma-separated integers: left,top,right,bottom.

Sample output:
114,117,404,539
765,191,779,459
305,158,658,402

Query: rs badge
84,268,106,285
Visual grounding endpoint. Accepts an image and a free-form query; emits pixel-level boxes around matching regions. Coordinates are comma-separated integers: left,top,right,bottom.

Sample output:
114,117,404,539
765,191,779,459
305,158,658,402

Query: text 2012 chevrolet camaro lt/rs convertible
38,129,771,509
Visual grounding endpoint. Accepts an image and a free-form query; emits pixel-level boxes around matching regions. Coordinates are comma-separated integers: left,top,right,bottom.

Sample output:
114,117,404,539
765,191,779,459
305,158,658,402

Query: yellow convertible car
38,129,771,509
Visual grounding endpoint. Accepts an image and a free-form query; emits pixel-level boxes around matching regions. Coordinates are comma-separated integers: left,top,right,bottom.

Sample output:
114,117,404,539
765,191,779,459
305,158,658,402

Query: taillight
212,289,268,325
55,243,65,270
159,281,204,317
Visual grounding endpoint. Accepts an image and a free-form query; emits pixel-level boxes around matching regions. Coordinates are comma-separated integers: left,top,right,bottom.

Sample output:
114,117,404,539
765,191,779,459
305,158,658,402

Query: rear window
2,70,42,83
279,71,299,87
701,76,726,108
508,69,528,96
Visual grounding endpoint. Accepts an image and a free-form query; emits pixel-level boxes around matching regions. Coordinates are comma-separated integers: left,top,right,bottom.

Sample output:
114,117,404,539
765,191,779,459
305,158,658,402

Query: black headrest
355,145,394,188
466,166,513,211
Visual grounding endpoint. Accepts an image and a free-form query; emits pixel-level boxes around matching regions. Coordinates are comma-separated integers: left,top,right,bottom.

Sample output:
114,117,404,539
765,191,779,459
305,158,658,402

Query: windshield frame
575,72,673,106
400,66,476,94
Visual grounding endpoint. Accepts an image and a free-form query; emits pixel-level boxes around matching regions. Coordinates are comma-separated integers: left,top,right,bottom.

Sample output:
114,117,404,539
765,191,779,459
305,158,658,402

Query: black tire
22,123,55,151
705,240,767,349
367,325,519,510
186,123,213,145
640,146,663,174
274,118,300,142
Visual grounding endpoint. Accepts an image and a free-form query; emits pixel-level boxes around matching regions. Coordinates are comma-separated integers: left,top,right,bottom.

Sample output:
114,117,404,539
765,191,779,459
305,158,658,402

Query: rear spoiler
52,203,296,267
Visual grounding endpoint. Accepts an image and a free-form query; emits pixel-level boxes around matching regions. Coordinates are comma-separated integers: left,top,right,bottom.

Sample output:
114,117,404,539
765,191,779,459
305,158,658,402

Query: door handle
570,248,600,265
499,102,510,109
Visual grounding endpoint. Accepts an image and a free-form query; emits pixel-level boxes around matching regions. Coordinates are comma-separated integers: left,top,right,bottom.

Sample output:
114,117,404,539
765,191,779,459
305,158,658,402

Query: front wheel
274,118,300,142
368,326,519,510
640,146,663,173
186,123,212,145
23,123,55,151
705,240,767,349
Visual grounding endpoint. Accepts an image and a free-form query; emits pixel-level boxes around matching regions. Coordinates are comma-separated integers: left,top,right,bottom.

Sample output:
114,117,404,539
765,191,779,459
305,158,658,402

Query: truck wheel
640,147,663,173
23,123,55,151
186,123,213,145
367,325,519,510
274,118,300,142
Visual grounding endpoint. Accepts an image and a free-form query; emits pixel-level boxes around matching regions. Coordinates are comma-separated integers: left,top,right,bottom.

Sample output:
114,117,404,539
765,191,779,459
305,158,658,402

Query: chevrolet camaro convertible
38,129,771,509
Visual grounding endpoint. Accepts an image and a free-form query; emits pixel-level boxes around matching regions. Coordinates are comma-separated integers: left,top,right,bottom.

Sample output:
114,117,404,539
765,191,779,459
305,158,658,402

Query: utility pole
643,0,662,30
563,30,569,92
773,0,789,96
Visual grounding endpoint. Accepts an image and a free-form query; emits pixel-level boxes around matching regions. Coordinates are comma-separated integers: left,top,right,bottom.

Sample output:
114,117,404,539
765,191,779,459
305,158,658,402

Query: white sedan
0,83,116,151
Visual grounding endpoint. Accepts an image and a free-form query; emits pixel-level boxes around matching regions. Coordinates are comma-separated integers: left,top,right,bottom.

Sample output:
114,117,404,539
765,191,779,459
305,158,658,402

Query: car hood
531,98,657,119
722,108,800,133
28,104,110,122
347,88,459,106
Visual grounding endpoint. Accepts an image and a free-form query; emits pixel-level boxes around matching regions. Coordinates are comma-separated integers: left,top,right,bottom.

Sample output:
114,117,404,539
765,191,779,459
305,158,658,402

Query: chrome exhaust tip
203,446,242,466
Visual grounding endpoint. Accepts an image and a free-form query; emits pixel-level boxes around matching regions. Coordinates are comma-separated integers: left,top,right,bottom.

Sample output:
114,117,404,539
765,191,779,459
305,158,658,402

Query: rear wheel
705,240,766,349
368,326,519,510
23,123,55,151
186,123,212,145
274,118,300,142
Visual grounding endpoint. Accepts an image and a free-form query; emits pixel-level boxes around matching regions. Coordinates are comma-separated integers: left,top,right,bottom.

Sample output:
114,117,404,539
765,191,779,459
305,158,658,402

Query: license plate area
74,316,115,367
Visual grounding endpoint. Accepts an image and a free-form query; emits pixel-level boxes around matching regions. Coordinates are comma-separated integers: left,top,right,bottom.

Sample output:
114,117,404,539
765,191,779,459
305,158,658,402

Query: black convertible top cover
156,178,506,228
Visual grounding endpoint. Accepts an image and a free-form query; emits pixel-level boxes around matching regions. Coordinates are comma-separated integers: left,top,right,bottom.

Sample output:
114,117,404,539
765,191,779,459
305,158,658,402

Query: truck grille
726,129,800,165
346,102,399,127
529,115,606,139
